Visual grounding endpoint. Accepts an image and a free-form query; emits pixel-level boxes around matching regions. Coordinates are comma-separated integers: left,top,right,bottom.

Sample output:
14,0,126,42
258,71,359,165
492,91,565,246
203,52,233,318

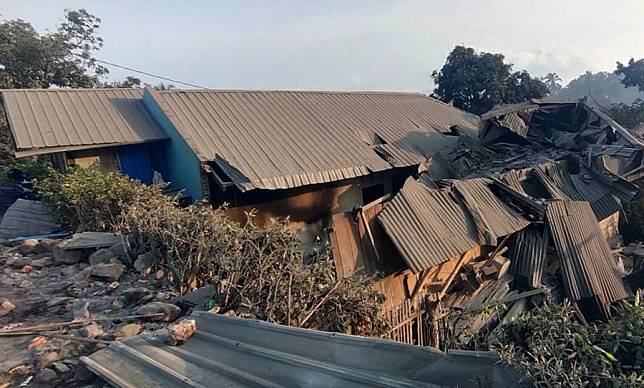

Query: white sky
1,0,643,92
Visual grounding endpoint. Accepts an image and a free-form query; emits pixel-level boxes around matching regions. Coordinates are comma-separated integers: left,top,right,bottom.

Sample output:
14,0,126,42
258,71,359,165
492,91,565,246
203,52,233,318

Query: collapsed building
2,89,643,349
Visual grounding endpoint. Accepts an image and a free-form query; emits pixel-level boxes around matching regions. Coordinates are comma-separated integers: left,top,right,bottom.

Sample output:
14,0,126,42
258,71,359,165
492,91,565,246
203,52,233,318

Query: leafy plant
35,167,165,231
488,297,643,387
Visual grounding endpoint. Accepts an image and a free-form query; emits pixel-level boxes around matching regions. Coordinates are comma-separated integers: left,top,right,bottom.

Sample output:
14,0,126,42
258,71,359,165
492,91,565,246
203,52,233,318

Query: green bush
0,158,53,186
489,297,643,387
36,167,167,231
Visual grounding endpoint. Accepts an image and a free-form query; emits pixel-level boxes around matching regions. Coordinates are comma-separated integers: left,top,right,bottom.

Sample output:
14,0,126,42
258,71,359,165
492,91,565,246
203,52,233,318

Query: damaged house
2,88,643,349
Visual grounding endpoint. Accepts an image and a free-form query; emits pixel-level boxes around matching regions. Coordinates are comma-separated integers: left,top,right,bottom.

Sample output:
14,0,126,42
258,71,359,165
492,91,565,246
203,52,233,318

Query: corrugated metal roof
148,89,480,191
452,178,530,245
509,225,548,291
82,312,520,388
532,162,621,221
377,178,480,272
2,88,167,157
546,201,628,315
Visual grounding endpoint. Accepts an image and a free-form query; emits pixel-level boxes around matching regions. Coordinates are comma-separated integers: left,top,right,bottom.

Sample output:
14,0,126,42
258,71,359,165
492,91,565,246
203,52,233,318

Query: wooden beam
359,208,382,264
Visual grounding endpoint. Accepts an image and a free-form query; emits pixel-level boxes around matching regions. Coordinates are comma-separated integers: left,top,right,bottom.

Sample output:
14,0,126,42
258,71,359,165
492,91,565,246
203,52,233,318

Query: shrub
489,297,643,387
36,167,166,231
0,158,53,186
118,197,388,336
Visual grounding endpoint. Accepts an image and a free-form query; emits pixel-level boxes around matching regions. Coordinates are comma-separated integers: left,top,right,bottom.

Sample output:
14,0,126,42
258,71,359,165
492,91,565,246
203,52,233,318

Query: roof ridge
156,88,425,96
0,88,144,92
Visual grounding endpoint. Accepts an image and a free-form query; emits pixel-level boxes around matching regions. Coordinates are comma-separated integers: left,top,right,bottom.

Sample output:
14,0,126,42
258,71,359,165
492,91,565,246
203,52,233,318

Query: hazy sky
2,0,644,92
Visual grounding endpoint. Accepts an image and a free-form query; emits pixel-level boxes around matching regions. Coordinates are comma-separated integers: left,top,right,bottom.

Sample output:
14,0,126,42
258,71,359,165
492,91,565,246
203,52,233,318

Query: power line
74,53,209,89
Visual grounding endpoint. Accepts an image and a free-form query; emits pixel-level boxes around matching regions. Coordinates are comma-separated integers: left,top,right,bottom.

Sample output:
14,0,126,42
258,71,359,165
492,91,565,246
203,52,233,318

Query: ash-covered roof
147,88,481,191
2,88,167,157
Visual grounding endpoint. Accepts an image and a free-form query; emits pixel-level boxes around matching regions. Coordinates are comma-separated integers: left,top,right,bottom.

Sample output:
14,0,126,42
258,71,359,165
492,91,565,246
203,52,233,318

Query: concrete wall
142,89,204,201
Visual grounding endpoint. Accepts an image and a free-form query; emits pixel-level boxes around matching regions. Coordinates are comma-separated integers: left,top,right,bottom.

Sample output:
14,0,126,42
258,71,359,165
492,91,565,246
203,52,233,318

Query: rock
19,280,32,288
37,351,60,368
208,305,221,314
134,252,156,274
167,319,197,346
51,361,71,375
18,239,39,254
71,300,90,321
88,247,123,266
85,262,125,281
47,296,72,308
135,302,182,322
10,256,31,269
53,245,87,264
58,232,119,250
73,365,95,383
122,287,151,306
34,368,58,384
30,256,54,268
113,323,142,339
0,300,15,317
80,323,104,338
21,264,33,273
107,281,120,291
155,269,165,280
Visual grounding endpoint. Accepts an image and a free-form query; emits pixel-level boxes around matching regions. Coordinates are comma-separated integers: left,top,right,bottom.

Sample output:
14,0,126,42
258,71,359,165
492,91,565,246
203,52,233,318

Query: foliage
553,71,644,107
541,72,563,94
488,298,643,387
104,76,142,88
431,46,548,115
0,157,54,186
0,9,136,89
616,58,644,93
608,99,644,130
118,197,388,336
621,200,644,244
35,167,164,232
0,111,13,166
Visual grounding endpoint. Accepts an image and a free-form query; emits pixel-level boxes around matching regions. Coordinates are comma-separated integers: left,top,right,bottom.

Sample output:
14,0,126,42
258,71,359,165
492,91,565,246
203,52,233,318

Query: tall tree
541,72,562,94
0,9,136,89
616,58,644,93
431,46,548,114
553,71,643,107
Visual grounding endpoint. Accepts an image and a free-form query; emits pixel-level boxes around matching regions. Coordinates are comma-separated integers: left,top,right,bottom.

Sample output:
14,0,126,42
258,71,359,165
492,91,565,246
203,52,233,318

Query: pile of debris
0,231,214,387
358,98,644,349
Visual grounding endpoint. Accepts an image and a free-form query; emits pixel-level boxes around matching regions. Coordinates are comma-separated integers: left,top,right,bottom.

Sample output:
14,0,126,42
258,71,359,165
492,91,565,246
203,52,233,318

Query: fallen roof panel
148,89,480,191
2,88,168,156
546,201,628,318
377,178,480,272
453,178,530,245
82,312,520,388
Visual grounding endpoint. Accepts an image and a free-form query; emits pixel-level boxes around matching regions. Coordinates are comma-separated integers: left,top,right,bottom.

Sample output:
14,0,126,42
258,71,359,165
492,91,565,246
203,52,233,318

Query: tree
609,99,644,129
104,76,142,88
154,82,176,91
616,58,644,93
541,72,562,94
553,71,643,107
431,46,548,114
0,9,136,89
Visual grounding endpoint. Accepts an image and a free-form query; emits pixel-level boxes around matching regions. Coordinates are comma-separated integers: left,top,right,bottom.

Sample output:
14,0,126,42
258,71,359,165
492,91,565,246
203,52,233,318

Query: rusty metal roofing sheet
546,201,628,313
377,178,479,272
82,311,520,388
453,178,530,245
148,89,480,191
2,88,167,157
509,225,548,291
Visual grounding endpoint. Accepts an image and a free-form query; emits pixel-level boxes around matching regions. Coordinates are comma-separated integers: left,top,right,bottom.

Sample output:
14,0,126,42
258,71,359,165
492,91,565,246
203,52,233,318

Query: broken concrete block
167,319,196,346
34,368,58,384
88,248,122,266
133,251,156,274
71,300,90,321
